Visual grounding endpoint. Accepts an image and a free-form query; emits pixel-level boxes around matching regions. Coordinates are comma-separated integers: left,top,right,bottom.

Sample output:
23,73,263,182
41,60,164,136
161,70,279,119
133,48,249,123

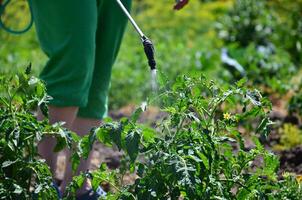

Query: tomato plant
1,69,301,199
77,75,301,199
0,66,59,199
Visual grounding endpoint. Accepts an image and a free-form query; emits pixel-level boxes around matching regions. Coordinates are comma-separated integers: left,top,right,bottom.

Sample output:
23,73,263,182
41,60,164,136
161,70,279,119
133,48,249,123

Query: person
29,0,189,199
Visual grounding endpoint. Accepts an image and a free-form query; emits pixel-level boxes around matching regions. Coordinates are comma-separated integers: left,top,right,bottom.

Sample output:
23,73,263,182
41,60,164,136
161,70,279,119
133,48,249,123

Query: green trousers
31,0,131,119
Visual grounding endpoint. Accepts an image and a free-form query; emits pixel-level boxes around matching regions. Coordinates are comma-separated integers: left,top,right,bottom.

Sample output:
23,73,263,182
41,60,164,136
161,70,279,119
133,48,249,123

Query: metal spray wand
116,0,156,70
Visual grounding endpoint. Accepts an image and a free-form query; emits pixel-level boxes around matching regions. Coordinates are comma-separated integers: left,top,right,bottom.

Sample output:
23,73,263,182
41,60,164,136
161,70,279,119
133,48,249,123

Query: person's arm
174,0,189,10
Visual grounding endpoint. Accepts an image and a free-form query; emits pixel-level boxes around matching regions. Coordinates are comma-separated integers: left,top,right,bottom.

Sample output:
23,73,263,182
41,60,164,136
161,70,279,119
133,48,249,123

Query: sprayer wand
116,0,156,70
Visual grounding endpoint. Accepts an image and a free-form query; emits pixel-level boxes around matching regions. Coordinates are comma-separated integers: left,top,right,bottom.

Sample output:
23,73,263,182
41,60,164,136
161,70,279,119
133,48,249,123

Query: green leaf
34,184,43,194
256,117,272,136
53,137,67,152
80,135,91,159
91,163,114,191
110,123,123,151
13,184,23,194
71,152,81,173
2,159,18,168
80,129,95,159
140,125,156,144
28,76,39,86
125,130,141,162
197,152,209,170
252,136,264,151
39,102,49,118
131,102,147,123
137,163,145,177
236,77,247,87
73,174,86,188
96,127,113,146
262,152,279,180
246,90,262,106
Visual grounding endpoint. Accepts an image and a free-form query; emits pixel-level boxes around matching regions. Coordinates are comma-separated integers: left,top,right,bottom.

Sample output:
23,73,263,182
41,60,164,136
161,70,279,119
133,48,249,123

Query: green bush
270,0,302,66
274,123,302,151
288,82,302,120
227,43,295,93
216,0,274,47
216,0,298,95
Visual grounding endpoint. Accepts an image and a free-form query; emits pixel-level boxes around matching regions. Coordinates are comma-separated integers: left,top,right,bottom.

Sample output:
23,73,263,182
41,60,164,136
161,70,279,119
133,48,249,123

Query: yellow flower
223,112,232,120
296,175,302,183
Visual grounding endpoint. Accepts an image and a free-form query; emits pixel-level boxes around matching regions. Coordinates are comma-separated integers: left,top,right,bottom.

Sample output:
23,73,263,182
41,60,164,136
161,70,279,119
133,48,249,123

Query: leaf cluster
89,75,302,199
1,71,301,200
0,66,60,199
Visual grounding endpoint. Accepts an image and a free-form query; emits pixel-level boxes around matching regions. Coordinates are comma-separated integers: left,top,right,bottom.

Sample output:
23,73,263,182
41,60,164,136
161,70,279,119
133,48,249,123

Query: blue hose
0,0,33,34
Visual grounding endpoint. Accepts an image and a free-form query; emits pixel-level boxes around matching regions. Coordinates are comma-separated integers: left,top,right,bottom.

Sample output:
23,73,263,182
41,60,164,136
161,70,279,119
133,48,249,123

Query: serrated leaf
125,130,141,162
73,174,86,188
95,127,113,146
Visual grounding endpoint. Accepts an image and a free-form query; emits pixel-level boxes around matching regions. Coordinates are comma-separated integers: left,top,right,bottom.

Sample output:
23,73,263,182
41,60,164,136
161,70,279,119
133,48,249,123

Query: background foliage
1,0,301,109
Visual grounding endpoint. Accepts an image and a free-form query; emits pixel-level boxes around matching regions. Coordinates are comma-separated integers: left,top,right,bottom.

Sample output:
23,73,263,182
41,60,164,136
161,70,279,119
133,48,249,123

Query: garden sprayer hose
116,0,157,70
0,0,33,34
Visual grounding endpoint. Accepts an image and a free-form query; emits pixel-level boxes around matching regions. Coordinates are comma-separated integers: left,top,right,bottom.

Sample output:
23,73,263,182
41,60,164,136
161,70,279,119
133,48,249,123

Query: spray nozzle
142,37,156,70
116,0,157,71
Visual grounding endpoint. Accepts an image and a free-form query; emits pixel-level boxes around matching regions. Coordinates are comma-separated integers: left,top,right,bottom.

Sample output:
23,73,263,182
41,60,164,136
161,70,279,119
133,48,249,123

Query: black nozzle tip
142,37,156,70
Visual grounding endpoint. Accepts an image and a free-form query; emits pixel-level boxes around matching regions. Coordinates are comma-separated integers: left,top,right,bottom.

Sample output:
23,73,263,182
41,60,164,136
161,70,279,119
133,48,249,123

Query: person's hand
174,0,189,10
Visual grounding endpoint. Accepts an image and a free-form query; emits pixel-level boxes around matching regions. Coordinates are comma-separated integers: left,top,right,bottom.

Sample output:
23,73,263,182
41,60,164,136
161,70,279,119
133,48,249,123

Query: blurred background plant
0,0,44,74
216,0,274,47
274,123,302,151
289,90,302,119
270,0,302,66
216,0,299,94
